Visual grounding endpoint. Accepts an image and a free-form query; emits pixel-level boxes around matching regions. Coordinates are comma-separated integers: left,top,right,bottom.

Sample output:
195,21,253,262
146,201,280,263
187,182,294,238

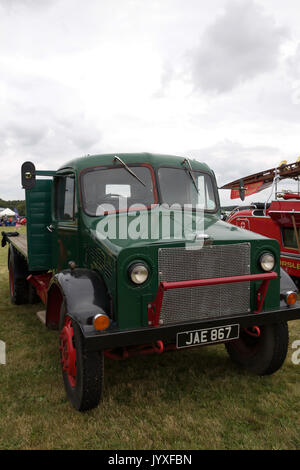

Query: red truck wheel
59,310,104,411
225,322,289,376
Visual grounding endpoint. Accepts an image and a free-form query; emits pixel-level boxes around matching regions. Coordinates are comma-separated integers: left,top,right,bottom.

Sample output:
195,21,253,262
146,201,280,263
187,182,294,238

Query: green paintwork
24,153,281,330
86,210,280,329
25,179,53,271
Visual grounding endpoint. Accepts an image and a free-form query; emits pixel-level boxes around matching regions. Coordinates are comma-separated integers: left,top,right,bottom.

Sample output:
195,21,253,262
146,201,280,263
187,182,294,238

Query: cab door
52,172,79,271
25,179,54,271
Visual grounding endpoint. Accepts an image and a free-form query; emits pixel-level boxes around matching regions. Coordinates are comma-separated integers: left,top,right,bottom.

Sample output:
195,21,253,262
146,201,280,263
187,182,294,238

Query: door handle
46,224,55,232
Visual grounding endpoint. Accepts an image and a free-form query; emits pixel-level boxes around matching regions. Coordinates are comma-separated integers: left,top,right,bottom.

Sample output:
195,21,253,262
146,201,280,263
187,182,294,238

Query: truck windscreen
81,166,155,215
158,167,217,211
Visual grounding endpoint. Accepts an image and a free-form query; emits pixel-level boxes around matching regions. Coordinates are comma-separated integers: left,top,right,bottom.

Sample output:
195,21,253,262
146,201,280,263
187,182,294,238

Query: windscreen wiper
182,158,199,194
114,156,146,187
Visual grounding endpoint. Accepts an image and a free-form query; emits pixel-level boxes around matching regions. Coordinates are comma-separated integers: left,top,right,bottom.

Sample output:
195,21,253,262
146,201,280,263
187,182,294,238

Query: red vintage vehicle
221,160,300,286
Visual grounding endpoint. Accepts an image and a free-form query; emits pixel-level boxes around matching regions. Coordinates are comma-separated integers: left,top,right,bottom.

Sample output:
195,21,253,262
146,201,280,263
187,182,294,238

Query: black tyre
59,305,104,411
225,322,289,376
8,246,29,305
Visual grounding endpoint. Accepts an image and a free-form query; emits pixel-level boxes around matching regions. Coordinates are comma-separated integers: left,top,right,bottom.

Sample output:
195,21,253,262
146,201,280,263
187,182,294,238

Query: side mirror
21,161,36,190
239,179,245,201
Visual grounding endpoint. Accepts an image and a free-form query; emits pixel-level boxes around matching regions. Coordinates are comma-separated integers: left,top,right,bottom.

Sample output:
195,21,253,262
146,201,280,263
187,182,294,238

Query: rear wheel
59,305,104,411
8,247,29,305
225,322,289,375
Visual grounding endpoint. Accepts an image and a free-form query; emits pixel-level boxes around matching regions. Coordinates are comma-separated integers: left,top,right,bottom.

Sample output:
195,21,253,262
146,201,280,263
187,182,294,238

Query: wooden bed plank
8,233,28,258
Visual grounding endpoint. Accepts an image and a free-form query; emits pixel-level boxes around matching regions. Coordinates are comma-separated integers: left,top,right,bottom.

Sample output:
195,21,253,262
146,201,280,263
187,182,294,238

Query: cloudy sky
1,0,300,205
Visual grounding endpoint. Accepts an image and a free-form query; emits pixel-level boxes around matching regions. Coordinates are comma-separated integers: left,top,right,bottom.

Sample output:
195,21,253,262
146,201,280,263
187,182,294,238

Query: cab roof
58,152,213,174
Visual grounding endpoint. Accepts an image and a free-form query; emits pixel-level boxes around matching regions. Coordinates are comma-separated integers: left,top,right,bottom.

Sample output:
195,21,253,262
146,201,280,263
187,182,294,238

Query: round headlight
260,252,275,272
129,263,149,285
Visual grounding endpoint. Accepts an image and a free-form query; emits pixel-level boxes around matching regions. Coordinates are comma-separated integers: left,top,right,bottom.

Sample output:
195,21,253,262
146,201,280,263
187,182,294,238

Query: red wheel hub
59,316,77,387
244,326,261,338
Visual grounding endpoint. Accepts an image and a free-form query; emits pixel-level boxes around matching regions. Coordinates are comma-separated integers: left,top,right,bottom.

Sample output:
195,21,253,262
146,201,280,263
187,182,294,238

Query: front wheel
59,311,104,411
225,322,289,376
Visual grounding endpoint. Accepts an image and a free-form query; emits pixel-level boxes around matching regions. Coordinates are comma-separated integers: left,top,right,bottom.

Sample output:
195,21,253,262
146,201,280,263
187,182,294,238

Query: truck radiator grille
87,246,113,278
158,243,250,325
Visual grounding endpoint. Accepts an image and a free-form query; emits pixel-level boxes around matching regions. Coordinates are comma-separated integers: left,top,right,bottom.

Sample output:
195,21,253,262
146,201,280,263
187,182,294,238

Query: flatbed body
5,233,28,258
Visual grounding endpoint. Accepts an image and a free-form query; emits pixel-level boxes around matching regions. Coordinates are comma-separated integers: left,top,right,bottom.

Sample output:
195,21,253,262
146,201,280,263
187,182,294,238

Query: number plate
176,324,240,349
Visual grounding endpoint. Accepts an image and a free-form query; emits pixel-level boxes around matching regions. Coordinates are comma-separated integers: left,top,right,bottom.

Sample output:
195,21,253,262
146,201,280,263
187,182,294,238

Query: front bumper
82,303,300,352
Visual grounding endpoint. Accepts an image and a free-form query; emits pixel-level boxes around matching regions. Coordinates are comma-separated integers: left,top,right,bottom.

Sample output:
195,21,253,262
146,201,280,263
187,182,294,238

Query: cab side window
282,227,300,249
55,175,75,220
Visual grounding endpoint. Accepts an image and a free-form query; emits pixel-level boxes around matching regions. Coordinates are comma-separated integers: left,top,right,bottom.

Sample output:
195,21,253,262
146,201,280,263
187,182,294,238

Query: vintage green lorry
2,153,300,411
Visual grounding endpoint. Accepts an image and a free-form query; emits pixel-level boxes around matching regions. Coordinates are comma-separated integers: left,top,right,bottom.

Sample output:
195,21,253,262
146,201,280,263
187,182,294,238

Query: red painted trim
46,284,63,329
148,272,278,326
244,326,261,337
141,163,159,203
27,273,52,304
59,316,77,387
104,340,164,360
283,193,300,200
254,279,271,313
161,272,277,290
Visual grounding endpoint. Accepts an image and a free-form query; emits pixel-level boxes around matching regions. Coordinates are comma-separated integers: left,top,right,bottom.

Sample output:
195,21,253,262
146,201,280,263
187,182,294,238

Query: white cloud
188,140,282,183
0,0,300,203
188,140,300,206
189,0,287,94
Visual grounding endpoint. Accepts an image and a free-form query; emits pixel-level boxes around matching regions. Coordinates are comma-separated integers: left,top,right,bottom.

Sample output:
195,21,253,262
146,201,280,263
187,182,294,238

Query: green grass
0,226,300,449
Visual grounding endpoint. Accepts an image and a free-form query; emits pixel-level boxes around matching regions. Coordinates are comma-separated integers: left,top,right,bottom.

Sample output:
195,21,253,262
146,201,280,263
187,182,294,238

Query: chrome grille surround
158,243,250,324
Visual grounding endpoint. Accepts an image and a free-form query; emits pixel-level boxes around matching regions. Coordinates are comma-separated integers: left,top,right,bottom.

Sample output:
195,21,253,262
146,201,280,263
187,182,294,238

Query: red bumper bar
148,272,278,327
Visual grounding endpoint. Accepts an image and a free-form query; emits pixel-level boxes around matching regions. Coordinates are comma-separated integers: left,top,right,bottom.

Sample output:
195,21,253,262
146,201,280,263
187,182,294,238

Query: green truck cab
3,153,300,411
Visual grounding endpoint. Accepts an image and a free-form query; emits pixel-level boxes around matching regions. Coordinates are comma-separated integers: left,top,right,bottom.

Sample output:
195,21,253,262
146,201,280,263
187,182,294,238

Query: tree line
0,198,26,216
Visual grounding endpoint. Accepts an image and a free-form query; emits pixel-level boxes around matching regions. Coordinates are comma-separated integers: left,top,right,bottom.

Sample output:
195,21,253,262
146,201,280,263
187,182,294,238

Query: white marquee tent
0,208,16,217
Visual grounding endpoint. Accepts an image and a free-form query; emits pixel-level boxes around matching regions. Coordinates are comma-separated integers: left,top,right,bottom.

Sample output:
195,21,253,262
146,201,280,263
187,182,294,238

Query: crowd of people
0,215,26,226
0,215,16,226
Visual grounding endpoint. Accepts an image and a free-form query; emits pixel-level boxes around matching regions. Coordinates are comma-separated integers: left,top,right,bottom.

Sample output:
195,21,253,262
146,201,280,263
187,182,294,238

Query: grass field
0,226,300,450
